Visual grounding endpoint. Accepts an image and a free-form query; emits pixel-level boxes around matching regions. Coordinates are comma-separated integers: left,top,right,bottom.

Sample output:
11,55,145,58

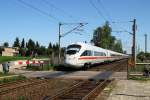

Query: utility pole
58,23,62,64
132,19,136,66
58,22,88,64
144,34,147,53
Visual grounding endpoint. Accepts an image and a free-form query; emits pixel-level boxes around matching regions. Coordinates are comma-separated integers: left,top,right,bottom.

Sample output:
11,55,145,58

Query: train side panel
65,42,128,68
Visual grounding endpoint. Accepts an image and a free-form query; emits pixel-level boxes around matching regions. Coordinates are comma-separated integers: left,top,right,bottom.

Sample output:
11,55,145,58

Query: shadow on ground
53,62,110,71
53,64,82,71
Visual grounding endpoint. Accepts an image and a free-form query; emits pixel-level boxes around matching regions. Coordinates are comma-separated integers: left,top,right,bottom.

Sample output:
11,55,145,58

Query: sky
0,0,149,53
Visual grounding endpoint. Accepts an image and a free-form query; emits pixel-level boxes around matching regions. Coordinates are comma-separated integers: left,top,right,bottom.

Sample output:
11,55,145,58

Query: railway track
0,79,49,95
43,59,127,100
0,59,128,99
0,78,32,88
0,78,81,100
45,80,111,100
87,59,128,72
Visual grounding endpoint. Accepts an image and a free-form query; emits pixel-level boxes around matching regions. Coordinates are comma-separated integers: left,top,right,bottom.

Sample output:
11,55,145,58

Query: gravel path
107,80,150,100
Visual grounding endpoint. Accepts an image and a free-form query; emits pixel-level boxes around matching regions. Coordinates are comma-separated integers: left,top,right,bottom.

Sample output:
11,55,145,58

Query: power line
42,0,77,21
97,0,112,21
97,0,133,34
60,23,88,37
17,0,60,22
88,0,107,21
111,21,133,23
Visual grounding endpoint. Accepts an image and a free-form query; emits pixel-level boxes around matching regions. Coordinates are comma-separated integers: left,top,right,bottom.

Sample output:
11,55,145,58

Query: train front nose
65,55,77,66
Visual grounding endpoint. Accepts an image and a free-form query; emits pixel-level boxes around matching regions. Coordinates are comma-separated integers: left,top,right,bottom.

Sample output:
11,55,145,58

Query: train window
81,50,92,56
67,44,81,51
66,50,77,55
66,44,81,55
94,51,106,56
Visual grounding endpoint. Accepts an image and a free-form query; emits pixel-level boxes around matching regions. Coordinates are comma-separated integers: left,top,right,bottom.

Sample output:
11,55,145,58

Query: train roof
69,42,126,55
76,42,106,51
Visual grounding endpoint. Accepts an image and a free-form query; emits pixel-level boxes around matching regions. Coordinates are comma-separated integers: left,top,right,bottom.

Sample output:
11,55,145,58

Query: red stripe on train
78,56,113,60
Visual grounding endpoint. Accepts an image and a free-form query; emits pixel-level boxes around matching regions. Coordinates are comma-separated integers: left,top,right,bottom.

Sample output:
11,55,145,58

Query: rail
82,80,110,100
47,80,111,100
0,79,48,95
48,59,127,100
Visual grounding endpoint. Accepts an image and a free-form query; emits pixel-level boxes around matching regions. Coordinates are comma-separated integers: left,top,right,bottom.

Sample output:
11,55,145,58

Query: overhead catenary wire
96,0,132,34
88,0,107,21
17,0,60,22
42,0,77,22
97,0,112,21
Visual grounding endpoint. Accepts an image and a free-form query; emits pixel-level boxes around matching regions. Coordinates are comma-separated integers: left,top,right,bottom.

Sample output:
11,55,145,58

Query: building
2,47,19,56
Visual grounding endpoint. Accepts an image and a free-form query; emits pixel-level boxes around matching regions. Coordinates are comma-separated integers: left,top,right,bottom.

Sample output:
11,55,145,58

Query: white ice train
65,42,128,69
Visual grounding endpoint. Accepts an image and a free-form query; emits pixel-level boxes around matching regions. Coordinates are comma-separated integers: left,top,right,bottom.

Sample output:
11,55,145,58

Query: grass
0,72,15,77
136,58,143,63
129,65,145,72
18,96,26,100
0,75,26,84
129,76,150,81
0,56,31,63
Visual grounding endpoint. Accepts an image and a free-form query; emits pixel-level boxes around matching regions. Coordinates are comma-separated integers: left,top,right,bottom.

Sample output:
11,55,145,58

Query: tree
48,42,52,49
27,39,35,51
35,41,40,49
35,41,40,55
37,46,47,55
91,21,112,49
91,21,123,53
114,40,123,53
47,42,53,56
0,47,3,55
13,37,20,47
19,38,26,56
21,38,25,48
137,52,145,62
26,39,35,56
3,42,9,47
137,52,150,61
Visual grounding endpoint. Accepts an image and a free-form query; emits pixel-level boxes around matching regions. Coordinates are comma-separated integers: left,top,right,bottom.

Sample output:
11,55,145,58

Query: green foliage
48,42,52,49
3,37,61,57
26,39,35,51
91,21,123,53
35,41,40,52
21,38,25,48
43,64,54,70
129,76,150,81
145,52,150,58
0,47,3,55
3,42,9,47
18,96,26,100
137,52,145,62
47,48,53,56
37,46,47,55
137,52,150,62
113,40,123,53
13,37,20,47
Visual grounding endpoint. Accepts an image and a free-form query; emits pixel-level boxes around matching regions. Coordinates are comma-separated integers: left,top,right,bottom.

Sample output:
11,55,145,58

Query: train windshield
66,44,81,55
